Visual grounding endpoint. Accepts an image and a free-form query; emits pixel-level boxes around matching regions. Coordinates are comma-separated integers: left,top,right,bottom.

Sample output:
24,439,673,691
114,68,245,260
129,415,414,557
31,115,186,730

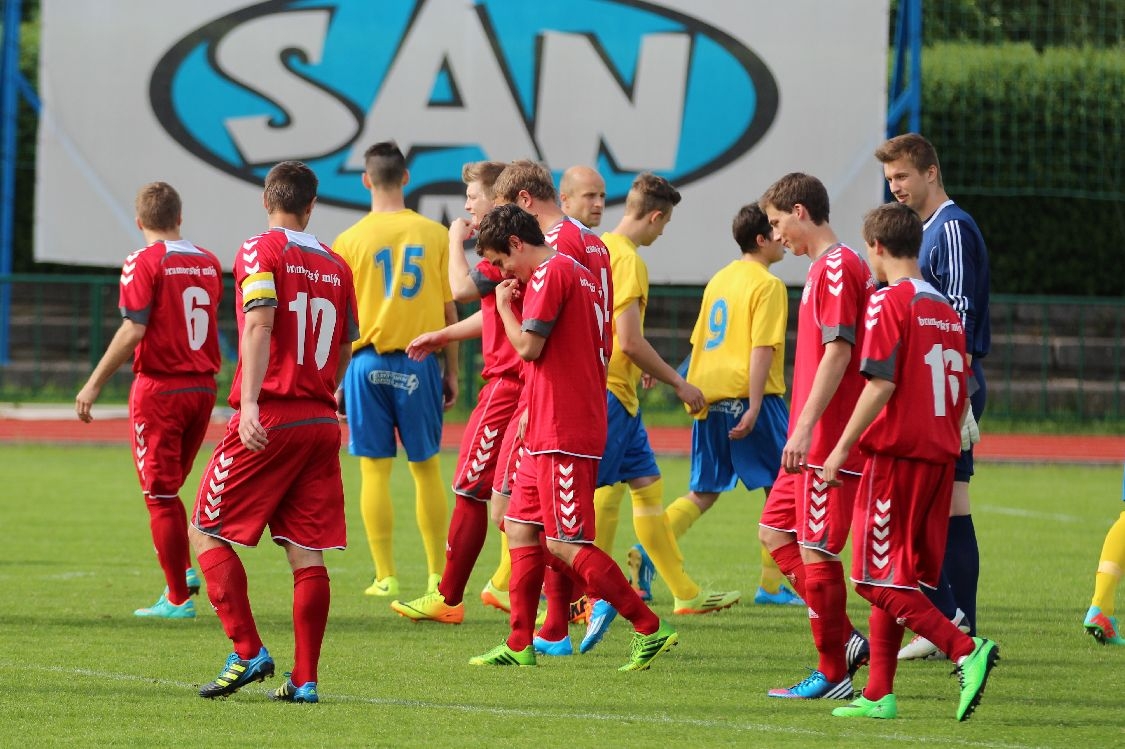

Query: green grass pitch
1,444,1121,747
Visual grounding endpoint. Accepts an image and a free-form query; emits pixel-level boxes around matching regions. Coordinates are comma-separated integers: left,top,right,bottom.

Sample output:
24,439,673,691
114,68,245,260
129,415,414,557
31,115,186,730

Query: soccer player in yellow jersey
583,173,741,653
334,141,458,599
664,204,804,607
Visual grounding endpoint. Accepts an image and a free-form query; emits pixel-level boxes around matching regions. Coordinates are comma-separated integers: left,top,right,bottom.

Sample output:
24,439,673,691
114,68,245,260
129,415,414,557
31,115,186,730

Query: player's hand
641,373,655,390
443,371,459,411
960,405,980,451
450,217,474,244
335,386,346,418
75,383,100,423
728,408,758,440
238,402,269,452
495,278,520,310
782,428,811,473
674,379,706,414
817,446,847,487
516,407,528,441
406,331,446,361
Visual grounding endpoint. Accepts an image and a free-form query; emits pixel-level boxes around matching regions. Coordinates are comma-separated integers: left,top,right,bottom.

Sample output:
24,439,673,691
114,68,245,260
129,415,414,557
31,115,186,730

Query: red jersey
230,227,359,412
858,277,967,463
119,239,223,377
520,252,607,456
792,243,874,472
544,217,613,365
470,259,524,380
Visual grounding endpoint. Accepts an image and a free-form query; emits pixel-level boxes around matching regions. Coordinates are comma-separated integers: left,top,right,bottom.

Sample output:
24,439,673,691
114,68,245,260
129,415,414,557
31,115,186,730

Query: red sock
539,557,574,641
506,545,545,652
865,585,975,662
804,560,849,682
769,541,807,600
860,601,903,700
571,546,659,635
291,565,330,686
145,496,191,604
437,495,489,606
198,546,262,660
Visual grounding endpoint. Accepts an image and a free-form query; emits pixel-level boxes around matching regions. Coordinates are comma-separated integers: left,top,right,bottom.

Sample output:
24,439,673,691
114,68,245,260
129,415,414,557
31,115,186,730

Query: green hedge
921,42,1125,295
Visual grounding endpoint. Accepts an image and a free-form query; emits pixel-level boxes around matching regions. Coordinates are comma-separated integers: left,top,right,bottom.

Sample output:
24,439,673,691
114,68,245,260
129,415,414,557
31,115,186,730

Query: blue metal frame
887,0,922,138
0,0,23,364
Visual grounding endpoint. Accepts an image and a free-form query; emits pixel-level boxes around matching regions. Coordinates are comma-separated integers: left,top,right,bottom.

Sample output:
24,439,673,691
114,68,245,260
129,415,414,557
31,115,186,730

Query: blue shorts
344,348,443,461
596,392,659,487
955,358,987,483
690,395,788,494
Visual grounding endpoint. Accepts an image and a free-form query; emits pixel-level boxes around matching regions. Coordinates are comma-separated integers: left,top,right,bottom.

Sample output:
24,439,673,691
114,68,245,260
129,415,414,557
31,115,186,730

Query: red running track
1,413,1122,465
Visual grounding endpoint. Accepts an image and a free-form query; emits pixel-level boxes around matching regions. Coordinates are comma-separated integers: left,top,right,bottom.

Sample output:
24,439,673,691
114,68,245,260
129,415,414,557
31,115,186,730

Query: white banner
36,0,889,285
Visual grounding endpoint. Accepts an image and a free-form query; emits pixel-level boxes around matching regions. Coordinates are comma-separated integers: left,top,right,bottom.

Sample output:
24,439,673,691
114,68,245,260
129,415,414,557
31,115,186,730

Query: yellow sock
759,544,786,594
408,456,449,577
1092,510,1125,615
359,457,395,579
490,530,511,590
593,483,627,554
666,496,702,539
631,478,699,601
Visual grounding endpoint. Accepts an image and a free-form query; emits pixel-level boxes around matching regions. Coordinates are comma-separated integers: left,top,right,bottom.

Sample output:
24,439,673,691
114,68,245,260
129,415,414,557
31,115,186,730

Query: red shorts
759,468,799,533
850,454,954,590
798,469,858,556
492,404,526,497
505,450,598,543
129,374,217,498
452,376,522,501
192,404,346,550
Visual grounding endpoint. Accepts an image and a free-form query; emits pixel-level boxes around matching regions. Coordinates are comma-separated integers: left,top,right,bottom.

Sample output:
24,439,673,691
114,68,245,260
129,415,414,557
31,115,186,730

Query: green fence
2,274,1123,426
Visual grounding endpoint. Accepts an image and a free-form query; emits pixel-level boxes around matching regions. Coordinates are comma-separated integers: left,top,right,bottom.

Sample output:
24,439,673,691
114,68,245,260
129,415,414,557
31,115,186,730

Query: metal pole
0,0,24,365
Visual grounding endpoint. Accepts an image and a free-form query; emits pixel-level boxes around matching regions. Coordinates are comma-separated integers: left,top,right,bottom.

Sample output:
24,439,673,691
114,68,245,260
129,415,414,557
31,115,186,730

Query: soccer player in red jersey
822,202,999,721
190,161,359,703
490,160,615,642
756,173,874,699
468,204,677,671
391,160,524,623
76,182,222,619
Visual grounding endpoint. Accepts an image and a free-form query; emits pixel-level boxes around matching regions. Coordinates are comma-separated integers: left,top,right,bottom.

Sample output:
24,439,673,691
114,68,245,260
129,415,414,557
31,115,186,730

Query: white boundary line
1,661,1034,748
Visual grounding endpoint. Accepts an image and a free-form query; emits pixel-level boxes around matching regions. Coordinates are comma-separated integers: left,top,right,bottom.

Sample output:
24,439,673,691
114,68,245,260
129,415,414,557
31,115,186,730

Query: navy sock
944,515,980,634
921,571,959,621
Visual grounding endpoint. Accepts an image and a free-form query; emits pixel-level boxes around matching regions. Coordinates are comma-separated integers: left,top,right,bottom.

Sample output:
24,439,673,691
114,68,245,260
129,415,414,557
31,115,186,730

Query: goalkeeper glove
960,406,980,451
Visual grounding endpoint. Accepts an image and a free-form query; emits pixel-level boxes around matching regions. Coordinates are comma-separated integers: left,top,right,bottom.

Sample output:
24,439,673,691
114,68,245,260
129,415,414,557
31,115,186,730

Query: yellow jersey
603,232,647,416
686,259,787,416
333,209,451,353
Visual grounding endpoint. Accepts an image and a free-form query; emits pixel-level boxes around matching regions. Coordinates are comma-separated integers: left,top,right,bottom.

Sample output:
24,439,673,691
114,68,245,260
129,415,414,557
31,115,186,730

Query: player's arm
407,310,484,361
448,219,481,302
440,300,460,410
783,339,852,472
820,377,895,485
238,305,274,452
932,220,983,362
616,301,705,412
730,345,774,440
495,280,545,360
75,319,146,422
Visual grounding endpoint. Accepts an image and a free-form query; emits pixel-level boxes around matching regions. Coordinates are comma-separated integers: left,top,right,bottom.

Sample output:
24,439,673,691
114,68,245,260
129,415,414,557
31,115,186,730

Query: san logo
150,0,778,211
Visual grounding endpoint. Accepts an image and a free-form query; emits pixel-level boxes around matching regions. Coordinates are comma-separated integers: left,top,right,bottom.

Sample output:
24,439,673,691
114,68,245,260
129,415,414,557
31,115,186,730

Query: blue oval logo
150,0,778,210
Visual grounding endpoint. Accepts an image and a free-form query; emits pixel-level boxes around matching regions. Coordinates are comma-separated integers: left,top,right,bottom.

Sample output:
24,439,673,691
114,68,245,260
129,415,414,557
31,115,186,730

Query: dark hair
476,204,546,256
759,172,830,225
624,172,681,219
875,132,943,185
492,160,557,204
731,203,771,254
263,161,318,215
135,181,181,232
461,160,507,200
862,202,923,259
364,141,407,187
